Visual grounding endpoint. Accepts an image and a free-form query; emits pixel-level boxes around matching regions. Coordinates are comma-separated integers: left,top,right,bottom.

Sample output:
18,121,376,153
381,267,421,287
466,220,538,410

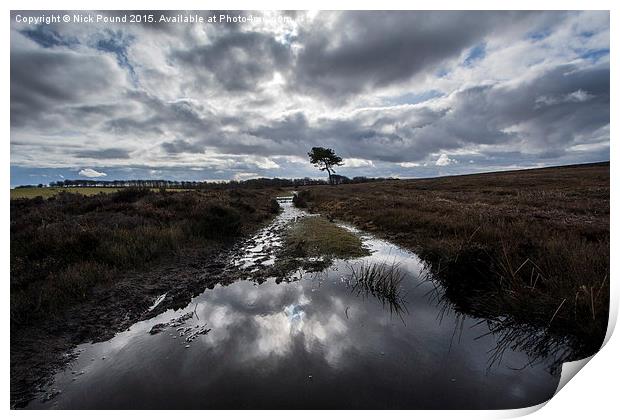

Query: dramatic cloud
291,11,537,99
170,30,292,92
9,10,609,185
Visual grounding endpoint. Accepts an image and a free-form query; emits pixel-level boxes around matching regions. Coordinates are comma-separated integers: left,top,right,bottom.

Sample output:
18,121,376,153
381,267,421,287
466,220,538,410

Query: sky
10,10,610,186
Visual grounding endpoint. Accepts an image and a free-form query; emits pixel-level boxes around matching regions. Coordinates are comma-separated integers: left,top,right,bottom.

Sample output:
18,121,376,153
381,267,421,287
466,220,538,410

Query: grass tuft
348,260,408,318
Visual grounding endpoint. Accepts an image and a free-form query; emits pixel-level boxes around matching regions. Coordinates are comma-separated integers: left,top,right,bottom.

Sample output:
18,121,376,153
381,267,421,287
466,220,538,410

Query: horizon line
10,161,609,189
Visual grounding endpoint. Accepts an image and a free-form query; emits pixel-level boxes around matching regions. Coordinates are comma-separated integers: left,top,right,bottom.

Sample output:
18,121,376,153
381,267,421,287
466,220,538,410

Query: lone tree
308,147,343,185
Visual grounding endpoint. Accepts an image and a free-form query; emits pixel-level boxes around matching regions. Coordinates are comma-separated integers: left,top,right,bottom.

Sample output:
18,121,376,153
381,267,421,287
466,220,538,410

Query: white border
3,1,616,419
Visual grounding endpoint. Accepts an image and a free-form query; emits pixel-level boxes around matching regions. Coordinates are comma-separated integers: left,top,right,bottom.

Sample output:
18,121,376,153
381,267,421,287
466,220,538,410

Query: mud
11,197,576,409
23,202,567,410
11,217,287,408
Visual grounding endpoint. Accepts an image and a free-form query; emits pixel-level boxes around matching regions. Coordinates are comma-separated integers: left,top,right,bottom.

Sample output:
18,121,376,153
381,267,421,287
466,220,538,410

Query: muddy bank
11,201,385,407
24,202,566,410
10,189,284,408
11,188,281,327
12,247,223,407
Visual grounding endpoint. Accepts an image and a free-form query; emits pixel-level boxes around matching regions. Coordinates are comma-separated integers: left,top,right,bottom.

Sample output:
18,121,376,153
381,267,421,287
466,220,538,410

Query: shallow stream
28,202,563,409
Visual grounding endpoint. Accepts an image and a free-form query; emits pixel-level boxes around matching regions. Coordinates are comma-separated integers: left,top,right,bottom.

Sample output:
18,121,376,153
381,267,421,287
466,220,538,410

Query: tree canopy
308,147,344,185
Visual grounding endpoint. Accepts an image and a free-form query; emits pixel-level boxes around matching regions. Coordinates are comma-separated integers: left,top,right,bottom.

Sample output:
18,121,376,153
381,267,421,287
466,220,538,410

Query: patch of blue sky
435,68,449,78
463,42,486,67
382,90,444,106
95,30,138,83
20,26,79,48
578,48,609,62
527,29,552,41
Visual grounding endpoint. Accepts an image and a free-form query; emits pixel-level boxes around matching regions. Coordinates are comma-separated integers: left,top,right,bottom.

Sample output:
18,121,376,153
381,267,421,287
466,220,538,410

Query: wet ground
26,202,563,409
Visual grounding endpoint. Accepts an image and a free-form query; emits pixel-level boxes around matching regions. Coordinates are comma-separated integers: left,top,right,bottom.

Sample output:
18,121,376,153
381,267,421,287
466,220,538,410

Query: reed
348,260,408,318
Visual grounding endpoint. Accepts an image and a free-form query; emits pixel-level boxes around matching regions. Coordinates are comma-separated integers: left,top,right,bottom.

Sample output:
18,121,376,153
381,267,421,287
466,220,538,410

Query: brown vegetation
348,261,408,318
11,187,284,407
296,162,610,356
10,187,280,326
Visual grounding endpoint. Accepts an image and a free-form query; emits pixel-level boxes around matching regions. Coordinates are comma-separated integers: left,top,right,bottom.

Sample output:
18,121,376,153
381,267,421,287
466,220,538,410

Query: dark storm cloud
75,148,131,159
170,30,292,91
246,60,609,162
245,107,449,162
10,34,128,128
250,112,310,142
104,92,215,136
290,11,557,99
104,117,165,136
440,62,610,154
161,139,206,154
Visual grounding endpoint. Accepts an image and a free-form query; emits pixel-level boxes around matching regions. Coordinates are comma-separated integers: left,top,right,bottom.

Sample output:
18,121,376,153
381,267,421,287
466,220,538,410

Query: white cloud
435,154,457,166
343,158,374,168
399,162,421,168
248,157,280,169
78,168,107,178
567,89,595,102
233,172,259,181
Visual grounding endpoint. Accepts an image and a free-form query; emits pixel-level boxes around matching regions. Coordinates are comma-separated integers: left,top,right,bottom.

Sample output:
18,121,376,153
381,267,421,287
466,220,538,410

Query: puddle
26,202,564,409
231,201,304,271
148,293,167,312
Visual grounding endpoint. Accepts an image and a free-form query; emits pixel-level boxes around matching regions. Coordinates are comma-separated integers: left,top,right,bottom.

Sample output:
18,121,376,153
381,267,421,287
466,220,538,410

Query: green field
10,187,190,199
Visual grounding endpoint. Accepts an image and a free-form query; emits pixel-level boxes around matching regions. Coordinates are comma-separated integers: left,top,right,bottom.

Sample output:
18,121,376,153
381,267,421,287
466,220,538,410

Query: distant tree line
23,175,396,190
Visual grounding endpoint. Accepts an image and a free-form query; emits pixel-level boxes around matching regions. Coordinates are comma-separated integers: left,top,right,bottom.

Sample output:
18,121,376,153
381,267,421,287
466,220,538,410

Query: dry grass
10,187,282,324
10,187,192,199
297,162,609,356
348,260,408,318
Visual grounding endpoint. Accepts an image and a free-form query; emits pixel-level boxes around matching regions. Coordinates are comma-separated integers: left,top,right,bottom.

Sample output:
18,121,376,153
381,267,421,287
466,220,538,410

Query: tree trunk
326,167,332,185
